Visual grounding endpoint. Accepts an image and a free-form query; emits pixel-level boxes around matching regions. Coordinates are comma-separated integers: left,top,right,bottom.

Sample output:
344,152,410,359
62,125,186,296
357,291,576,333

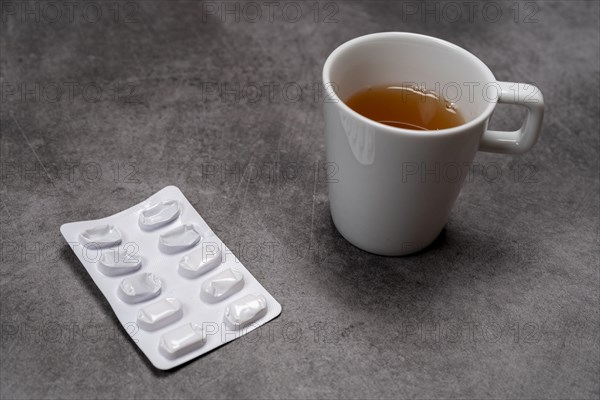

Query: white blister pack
60,186,282,370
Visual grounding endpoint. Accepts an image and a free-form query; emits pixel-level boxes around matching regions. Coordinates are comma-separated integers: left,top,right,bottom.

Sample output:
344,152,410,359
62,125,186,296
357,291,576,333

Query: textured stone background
1,1,598,398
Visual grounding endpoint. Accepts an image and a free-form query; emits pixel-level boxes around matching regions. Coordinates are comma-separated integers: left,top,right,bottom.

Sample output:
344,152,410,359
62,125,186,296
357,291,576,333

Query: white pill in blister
159,224,202,253
98,248,142,276
200,268,244,303
118,272,162,303
60,185,283,370
224,294,268,329
179,243,222,278
79,224,122,248
137,297,183,331
139,200,180,230
159,323,206,359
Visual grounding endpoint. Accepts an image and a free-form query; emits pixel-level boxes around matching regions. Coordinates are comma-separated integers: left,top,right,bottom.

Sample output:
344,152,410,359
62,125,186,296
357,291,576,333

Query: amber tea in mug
323,33,544,255
345,85,465,130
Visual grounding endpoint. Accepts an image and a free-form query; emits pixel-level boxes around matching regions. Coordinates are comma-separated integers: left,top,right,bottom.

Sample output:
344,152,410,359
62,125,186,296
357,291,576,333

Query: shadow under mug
322,32,544,256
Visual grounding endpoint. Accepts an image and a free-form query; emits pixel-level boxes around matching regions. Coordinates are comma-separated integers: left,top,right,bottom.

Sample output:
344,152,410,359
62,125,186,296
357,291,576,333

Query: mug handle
479,82,544,154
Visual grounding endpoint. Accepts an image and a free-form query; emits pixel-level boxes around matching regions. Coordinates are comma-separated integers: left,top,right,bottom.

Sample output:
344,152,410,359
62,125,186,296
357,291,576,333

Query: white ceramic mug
322,32,544,256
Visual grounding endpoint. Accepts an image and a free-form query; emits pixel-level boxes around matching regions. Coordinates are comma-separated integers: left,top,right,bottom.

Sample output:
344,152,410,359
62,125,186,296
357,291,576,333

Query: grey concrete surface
1,1,599,399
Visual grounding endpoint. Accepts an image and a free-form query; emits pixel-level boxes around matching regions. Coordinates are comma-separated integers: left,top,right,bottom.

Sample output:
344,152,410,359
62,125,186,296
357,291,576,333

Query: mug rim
322,32,498,137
